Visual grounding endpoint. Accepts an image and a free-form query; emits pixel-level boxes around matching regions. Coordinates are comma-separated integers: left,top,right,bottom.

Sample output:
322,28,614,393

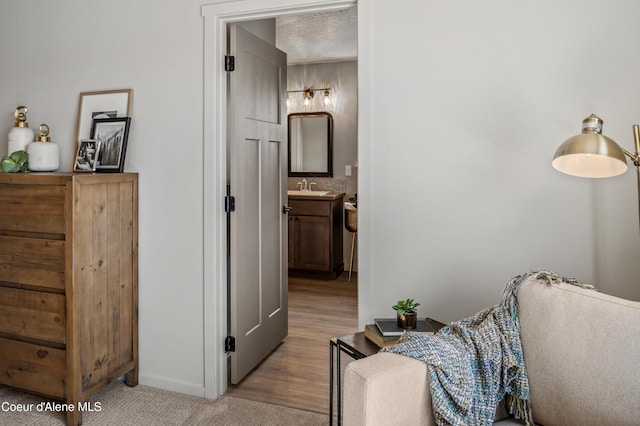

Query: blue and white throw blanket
382,270,594,426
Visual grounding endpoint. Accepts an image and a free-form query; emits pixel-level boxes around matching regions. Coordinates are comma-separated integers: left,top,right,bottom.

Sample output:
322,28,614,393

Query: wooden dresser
0,173,138,426
288,192,344,279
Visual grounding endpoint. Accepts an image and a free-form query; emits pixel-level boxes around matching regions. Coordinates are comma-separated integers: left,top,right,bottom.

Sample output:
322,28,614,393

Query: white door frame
201,0,369,399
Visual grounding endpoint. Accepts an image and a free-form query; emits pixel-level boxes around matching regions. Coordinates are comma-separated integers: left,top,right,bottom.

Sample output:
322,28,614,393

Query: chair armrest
343,352,436,426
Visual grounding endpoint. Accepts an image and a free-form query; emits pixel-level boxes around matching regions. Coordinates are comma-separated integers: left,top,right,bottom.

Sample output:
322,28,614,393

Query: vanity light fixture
323,90,331,106
552,113,640,227
286,87,332,108
303,89,314,106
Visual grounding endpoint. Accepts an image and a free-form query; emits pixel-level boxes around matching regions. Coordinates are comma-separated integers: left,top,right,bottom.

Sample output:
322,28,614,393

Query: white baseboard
139,373,206,398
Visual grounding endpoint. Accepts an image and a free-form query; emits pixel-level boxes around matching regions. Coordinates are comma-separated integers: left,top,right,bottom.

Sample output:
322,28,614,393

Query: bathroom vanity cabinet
288,192,344,279
0,173,138,426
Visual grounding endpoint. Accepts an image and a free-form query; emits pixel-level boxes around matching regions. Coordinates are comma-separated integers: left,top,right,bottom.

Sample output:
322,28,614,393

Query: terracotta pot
397,312,417,329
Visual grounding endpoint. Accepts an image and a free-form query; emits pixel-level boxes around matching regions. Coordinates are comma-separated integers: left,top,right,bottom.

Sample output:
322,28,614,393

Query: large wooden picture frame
75,89,132,143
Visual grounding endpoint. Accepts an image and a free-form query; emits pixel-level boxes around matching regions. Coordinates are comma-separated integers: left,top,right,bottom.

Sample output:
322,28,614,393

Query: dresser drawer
0,235,65,290
0,337,66,398
0,184,66,235
0,286,65,344
288,199,330,216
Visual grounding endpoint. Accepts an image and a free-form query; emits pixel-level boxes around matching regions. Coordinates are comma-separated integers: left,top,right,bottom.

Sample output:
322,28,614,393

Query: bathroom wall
287,61,358,271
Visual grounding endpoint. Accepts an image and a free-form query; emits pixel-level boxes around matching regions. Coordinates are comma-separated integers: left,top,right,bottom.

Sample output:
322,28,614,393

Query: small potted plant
393,298,420,329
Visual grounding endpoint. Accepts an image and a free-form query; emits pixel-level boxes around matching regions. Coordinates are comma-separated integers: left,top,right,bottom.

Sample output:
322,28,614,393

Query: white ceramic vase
27,124,59,172
8,126,34,155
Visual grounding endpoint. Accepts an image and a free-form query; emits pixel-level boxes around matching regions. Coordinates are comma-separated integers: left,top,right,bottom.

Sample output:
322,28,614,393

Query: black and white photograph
73,139,101,172
91,117,131,172
75,89,132,142
92,110,117,120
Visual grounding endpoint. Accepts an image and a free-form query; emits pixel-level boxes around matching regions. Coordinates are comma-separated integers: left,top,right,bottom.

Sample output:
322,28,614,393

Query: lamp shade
552,114,628,178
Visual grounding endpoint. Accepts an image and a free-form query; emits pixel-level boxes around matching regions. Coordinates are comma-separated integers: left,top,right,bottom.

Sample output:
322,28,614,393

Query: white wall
358,0,640,327
0,0,207,396
2,0,639,398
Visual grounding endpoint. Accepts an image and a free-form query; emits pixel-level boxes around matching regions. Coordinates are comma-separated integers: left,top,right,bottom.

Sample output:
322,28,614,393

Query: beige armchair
343,276,640,425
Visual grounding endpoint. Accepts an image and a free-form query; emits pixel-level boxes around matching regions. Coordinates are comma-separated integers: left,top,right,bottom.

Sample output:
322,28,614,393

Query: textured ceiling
276,7,357,65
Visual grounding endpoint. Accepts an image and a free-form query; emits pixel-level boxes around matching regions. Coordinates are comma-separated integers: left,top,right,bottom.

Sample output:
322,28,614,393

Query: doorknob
283,205,293,214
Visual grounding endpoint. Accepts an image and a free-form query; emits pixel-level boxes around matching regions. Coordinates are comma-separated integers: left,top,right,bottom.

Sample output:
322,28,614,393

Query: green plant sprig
1,150,29,173
392,298,420,315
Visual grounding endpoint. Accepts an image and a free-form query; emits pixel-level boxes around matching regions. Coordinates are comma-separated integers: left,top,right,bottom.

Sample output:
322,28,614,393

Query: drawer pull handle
36,350,48,358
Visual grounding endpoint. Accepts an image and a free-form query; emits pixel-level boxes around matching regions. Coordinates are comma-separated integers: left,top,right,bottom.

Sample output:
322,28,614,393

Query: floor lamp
552,114,640,228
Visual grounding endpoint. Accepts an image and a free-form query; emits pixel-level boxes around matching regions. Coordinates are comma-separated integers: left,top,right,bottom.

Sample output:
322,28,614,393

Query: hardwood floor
225,273,359,415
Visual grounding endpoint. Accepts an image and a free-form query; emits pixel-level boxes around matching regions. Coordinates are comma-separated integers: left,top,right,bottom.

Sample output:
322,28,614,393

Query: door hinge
225,336,236,353
225,55,235,72
225,195,236,213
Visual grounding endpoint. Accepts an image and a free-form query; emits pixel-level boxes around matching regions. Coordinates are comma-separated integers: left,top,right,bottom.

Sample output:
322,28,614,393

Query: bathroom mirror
288,112,333,177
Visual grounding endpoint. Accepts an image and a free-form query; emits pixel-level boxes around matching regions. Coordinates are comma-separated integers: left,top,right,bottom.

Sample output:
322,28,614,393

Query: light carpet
0,381,329,425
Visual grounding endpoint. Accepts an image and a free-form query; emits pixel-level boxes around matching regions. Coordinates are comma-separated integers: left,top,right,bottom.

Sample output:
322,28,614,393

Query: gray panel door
228,24,288,384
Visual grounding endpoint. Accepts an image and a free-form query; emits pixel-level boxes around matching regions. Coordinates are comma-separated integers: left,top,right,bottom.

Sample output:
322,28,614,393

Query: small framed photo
74,139,101,172
75,89,132,143
91,117,131,172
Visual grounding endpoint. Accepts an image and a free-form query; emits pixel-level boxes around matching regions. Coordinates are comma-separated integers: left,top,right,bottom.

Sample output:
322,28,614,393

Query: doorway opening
201,0,368,407
224,8,359,414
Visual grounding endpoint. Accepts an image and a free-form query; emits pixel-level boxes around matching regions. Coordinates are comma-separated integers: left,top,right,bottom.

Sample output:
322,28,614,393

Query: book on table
374,318,439,337
364,324,400,348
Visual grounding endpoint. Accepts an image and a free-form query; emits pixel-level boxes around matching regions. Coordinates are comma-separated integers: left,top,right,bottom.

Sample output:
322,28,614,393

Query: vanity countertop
287,191,345,200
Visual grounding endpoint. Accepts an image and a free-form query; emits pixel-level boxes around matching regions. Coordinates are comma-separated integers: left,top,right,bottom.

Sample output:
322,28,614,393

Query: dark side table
329,318,445,425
